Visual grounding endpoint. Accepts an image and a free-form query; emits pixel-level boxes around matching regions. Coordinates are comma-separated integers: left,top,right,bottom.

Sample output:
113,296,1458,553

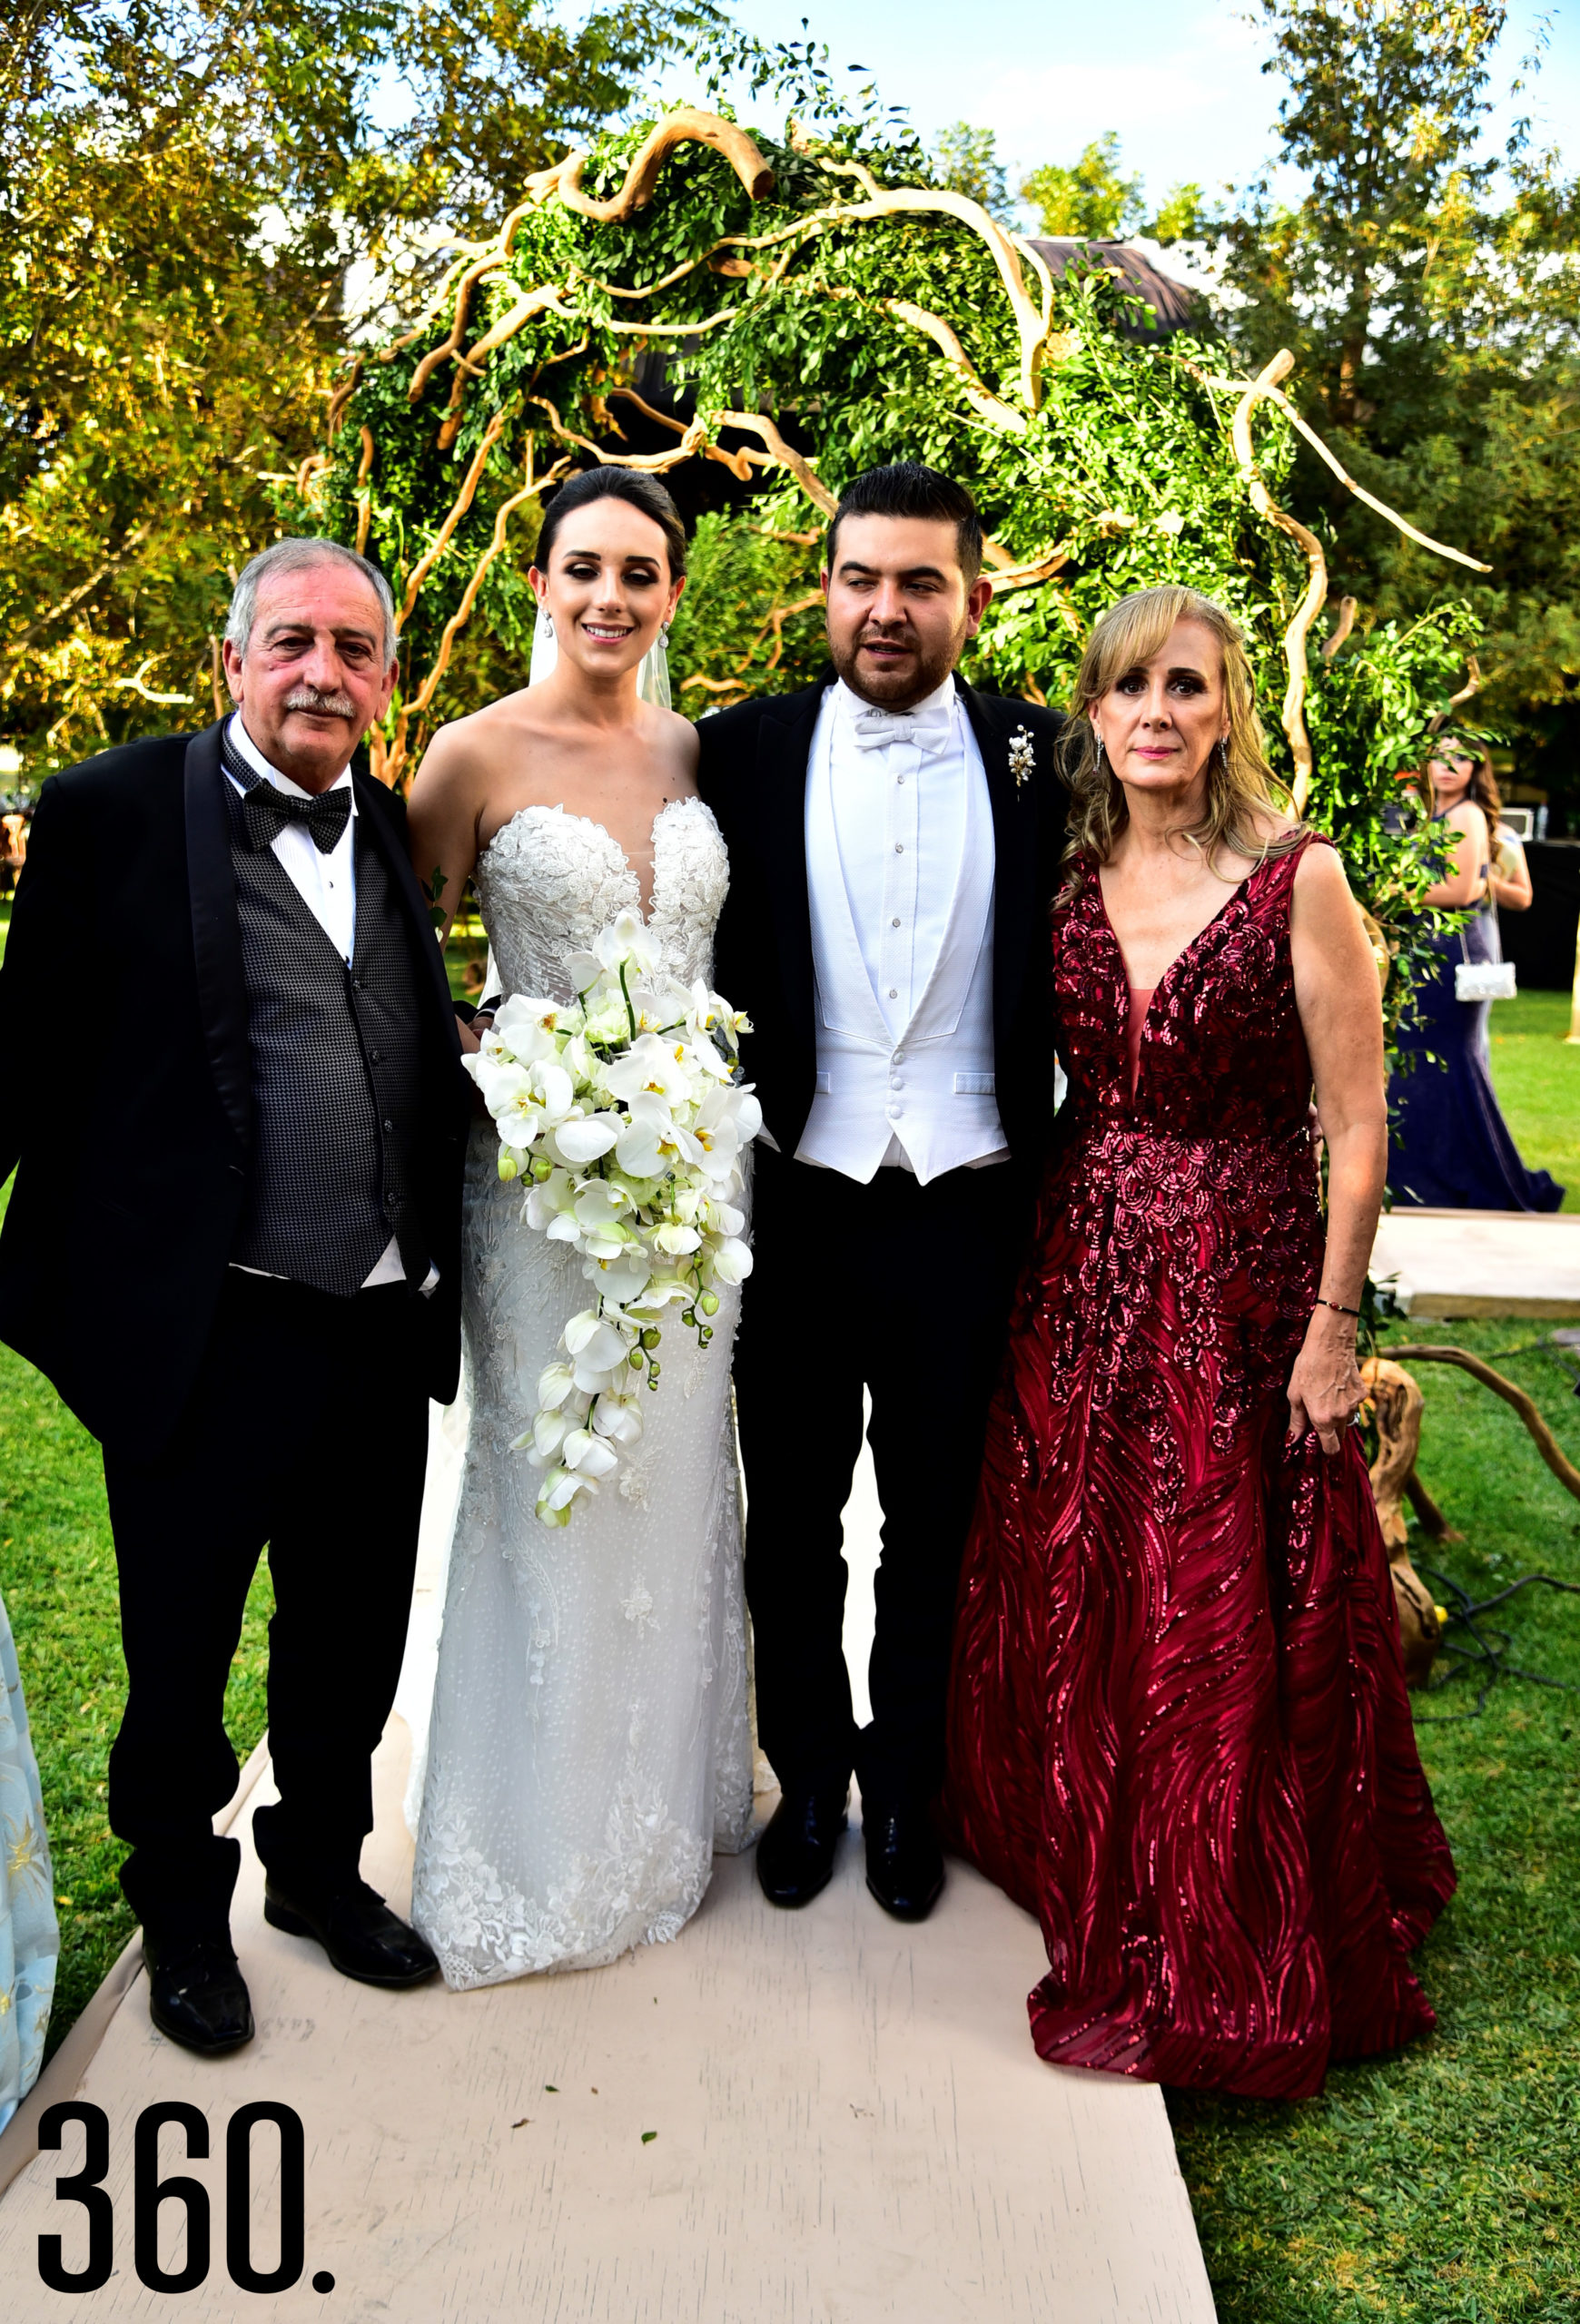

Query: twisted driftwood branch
353,426,375,556
522,110,774,223
1322,595,1358,662
1231,350,1328,812
372,448,572,789
1387,1344,1580,1502
1204,373,1490,576
397,411,506,625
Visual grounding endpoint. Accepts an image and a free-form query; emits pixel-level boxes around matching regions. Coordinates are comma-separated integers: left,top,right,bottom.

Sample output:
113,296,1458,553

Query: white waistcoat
795,683,1003,1186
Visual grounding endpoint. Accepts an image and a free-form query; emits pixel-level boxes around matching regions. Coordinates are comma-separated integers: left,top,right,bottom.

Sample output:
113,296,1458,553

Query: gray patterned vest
222,743,430,1295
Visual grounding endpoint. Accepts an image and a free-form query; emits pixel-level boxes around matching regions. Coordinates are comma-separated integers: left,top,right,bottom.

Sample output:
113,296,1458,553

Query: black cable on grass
1413,1567,1580,1723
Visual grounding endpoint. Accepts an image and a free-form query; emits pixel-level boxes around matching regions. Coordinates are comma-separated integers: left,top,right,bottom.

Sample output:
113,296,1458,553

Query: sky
660,0,1579,217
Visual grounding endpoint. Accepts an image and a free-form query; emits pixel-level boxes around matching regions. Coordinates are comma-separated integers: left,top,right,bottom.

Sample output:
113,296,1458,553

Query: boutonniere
1009,726,1036,791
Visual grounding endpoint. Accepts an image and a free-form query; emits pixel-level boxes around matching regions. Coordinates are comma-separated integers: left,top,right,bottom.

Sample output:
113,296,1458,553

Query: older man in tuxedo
0,539,470,2053
698,464,1068,1923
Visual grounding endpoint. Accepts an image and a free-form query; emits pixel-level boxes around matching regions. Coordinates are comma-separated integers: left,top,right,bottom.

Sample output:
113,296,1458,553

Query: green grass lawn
0,1333,273,2053
1170,1314,1580,2321
1486,990,1580,1213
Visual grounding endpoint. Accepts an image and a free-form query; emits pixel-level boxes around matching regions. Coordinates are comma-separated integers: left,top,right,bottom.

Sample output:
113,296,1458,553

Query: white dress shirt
225,712,411,1291
795,676,1008,1181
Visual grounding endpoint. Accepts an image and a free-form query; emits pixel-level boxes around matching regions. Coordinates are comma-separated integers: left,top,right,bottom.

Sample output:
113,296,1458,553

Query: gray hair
225,537,398,666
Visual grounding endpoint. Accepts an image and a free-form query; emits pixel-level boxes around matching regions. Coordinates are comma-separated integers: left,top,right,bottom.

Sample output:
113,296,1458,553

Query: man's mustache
283,684,358,717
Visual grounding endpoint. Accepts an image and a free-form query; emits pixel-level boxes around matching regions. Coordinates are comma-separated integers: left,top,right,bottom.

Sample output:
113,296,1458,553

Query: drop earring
542,611,555,639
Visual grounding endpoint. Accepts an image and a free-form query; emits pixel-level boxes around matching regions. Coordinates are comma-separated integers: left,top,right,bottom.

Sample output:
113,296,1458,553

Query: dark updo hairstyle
532,467,686,578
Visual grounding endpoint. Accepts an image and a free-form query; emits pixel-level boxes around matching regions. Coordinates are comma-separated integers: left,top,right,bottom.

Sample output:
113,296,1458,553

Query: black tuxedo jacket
0,720,470,1455
696,673,1069,1171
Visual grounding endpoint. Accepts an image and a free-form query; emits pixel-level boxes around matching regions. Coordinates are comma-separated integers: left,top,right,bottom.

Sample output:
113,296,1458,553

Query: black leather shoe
864,1802,944,1922
263,1877,439,1987
144,1934,254,2056
756,1784,849,1908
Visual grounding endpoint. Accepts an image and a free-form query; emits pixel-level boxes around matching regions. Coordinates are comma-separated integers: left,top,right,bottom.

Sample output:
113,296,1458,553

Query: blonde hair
1060,585,1304,889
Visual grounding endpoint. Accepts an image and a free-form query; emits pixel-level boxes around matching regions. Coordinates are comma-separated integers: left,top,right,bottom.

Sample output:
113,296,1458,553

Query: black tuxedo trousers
106,1272,430,1943
735,1146,1032,1810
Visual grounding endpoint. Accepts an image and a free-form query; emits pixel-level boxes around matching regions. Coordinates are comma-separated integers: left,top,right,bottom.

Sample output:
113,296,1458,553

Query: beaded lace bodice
472,796,726,1000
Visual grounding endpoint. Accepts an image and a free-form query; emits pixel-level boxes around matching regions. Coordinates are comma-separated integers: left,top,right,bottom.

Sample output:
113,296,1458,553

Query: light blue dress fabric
0,1587,57,2131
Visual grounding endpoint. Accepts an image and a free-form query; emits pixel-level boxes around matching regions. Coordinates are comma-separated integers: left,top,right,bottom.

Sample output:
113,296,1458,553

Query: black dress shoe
756,1784,849,1908
864,1801,944,1922
144,1935,254,2056
263,1877,439,1987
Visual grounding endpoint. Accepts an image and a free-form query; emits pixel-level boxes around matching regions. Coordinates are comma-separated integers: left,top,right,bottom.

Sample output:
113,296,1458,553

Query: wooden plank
0,1721,1213,2322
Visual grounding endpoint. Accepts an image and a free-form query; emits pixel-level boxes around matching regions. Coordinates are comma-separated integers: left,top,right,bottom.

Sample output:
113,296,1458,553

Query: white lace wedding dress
410,796,755,1991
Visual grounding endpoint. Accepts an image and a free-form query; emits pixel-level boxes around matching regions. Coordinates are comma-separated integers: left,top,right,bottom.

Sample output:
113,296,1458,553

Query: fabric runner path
0,1418,1215,2323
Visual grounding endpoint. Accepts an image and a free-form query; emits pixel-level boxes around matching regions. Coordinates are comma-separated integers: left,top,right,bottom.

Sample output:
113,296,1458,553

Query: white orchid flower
711,1236,753,1285
604,1032,696,1108
535,1464,598,1526
564,1309,631,1368
597,1253,654,1308
559,1426,620,1479
527,1167,582,1241
652,1219,703,1256
525,1404,578,1465
547,1110,620,1167
532,1363,577,1418
590,1393,644,1445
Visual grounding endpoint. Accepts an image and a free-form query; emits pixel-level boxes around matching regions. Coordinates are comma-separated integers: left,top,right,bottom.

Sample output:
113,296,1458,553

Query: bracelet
1314,1297,1362,1318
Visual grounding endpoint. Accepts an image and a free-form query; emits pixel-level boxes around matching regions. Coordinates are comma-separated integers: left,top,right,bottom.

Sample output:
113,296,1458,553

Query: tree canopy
0,0,726,768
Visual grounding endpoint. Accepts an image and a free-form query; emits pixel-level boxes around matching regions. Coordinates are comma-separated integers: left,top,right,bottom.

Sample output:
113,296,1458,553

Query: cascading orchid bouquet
465,911,760,1527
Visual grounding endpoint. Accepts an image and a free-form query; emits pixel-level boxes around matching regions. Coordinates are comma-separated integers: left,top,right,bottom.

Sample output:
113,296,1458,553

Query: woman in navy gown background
1388,735,1563,1213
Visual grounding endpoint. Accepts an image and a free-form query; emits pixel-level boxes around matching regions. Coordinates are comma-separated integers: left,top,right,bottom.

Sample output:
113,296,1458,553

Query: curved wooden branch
397,412,506,627
714,411,837,517
813,159,1048,409
882,300,1028,434
1387,1344,1580,1503
982,547,1072,591
1201,369,1491,575
1321,594,1358,662
327,359,363,438
527,391,706,475
525,110,774,223
1448,655,1483,707
353,425,375,556
1231,350,1327,812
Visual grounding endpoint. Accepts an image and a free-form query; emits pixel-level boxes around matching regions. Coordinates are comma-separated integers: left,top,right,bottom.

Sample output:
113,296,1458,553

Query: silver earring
542,611,555,639
1216,736,1229,772
660,623,671,645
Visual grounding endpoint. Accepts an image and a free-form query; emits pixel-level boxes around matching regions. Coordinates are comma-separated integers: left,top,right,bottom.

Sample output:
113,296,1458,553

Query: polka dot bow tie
239,779,352,855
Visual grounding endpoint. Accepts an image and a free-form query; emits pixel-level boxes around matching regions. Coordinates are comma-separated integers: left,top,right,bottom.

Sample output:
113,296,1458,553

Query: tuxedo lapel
957,682,1040,1055
183,722,250,1153
353,770,462,1054
756,681,828,1041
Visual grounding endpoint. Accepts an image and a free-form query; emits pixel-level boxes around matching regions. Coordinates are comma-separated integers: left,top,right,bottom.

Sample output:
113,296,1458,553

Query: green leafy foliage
306,95,1483,1007
1214,0,1580,821
932,123,1012,222
0,0,729,774
1021,133,1146,241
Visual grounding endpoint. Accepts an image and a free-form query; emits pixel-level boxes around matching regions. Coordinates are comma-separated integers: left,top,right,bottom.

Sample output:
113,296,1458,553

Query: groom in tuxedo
699,462,1066,1920
0,539,470,2052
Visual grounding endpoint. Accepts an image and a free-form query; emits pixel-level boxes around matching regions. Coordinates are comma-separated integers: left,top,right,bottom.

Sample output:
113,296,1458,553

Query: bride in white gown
404,470,754,1990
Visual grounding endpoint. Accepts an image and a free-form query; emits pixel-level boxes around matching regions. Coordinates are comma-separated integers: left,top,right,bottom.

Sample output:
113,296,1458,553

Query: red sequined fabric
942,837,1456,2100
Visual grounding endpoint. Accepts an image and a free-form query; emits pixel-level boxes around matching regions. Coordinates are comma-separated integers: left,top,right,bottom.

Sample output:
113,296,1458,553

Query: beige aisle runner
0,1709,1214,2323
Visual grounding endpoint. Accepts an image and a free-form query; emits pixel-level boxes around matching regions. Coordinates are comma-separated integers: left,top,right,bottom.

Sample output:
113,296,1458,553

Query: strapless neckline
479,795,698,923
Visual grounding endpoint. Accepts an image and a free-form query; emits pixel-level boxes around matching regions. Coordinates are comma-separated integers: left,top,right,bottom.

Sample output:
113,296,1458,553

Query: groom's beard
827,613,971,710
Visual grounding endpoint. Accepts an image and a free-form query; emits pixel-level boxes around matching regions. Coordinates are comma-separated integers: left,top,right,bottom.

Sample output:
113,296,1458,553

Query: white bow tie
848,701,953,755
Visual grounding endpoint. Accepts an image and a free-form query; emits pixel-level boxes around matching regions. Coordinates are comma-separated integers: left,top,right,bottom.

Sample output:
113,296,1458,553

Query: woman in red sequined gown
943,586,1455,2101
